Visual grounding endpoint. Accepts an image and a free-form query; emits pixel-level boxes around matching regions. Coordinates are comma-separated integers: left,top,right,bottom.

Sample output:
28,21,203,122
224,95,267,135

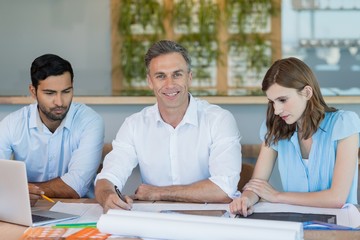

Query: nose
54,94,63,107
273,103,283,115
164,76,175,87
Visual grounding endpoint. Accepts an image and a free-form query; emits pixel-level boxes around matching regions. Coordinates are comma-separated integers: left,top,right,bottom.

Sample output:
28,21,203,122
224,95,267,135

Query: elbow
331,199,346,208
220,196,232,204
329,202,345,209
328,195,347,208
214,194,232,204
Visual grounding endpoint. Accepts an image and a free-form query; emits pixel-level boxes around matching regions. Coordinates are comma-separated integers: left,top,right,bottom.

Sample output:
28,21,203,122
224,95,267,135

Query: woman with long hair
230,57,360,216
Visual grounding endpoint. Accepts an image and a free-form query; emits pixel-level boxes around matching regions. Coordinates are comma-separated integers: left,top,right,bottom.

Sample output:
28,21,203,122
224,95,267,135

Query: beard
38,103,70,122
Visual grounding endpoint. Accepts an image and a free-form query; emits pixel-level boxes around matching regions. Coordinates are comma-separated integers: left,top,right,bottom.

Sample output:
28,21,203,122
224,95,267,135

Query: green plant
174,0,220,84
226,0,278,86
115,0,279,95
118,0,164,87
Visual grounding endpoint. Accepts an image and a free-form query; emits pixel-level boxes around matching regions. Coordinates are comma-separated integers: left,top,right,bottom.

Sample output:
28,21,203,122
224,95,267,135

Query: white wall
0,0,111,96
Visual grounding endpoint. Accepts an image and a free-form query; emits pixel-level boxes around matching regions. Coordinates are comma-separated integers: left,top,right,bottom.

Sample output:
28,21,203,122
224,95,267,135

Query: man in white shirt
95,40,242,212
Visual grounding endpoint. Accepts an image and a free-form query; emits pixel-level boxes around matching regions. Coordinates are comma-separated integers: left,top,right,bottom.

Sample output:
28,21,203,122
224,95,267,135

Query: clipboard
235,212,337,224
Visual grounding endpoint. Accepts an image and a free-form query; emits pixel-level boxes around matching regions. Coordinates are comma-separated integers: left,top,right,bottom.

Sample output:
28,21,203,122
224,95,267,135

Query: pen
53,222,97,228
41,194,55,203
114,185,126,202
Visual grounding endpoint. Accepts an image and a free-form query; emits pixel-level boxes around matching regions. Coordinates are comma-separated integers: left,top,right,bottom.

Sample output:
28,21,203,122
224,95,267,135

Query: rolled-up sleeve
95,118,139,191
208,110,242,198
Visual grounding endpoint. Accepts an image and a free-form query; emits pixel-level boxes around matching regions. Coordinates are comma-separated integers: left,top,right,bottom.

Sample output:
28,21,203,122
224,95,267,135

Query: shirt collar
28,102,73,132
155,93,198,127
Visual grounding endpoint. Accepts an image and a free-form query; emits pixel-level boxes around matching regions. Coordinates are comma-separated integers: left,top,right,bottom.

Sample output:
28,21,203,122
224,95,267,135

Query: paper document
252,202,360,228
50,202,103,224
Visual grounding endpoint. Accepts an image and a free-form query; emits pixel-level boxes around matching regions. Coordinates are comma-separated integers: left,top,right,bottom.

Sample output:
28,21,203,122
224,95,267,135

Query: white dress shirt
96,95,242,198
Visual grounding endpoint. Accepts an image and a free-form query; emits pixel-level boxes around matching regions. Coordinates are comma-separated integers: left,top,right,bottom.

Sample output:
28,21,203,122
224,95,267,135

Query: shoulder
124,104,157,123
194,97,234,119
324,110,360,126
323,110,360,140
67,103,104,125
191,98,239,134
0,105,32,126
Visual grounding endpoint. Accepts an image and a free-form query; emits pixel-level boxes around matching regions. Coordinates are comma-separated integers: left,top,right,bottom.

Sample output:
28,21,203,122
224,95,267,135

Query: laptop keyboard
32,214,55,223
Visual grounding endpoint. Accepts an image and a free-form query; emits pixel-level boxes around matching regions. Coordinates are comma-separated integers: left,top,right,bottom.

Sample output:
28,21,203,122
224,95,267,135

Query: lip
163,91,179,98
280,115,289,120
53,108,65,114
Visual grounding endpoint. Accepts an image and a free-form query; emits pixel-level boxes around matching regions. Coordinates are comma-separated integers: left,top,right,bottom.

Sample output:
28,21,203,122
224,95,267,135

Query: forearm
32,177,80,199
136,179,232,203
276,190,346,208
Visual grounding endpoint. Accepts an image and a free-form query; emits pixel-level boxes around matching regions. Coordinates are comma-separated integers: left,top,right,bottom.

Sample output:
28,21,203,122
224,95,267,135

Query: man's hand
133,184,162,201
95,179,133,213
229,195,254,217
28,183,44,207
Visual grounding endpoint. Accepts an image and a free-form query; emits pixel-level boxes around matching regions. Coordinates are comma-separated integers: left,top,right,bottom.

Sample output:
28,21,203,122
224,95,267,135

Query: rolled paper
97,210,303,240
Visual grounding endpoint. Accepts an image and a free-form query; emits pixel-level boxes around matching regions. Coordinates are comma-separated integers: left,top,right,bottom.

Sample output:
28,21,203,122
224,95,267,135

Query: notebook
0,159,79,226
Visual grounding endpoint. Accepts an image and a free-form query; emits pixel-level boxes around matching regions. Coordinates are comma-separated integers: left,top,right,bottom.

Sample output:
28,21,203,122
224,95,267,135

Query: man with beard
0,54,104,206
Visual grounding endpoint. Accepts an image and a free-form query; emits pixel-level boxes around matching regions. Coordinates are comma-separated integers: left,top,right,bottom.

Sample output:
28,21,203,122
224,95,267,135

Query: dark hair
30,54,74,90
262,57,337,146
144,40,191,73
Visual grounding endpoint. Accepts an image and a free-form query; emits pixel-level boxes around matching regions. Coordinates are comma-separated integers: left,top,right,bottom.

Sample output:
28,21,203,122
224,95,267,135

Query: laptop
0,159,79,226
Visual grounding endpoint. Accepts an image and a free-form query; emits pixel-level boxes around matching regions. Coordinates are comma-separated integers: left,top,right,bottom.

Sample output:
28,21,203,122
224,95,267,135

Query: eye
155,74,166,80
279,98,287,103
173,72,183,79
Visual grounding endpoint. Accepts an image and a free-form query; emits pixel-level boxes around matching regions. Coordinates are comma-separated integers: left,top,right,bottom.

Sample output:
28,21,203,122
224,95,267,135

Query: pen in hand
114,185,127,202
41,194,55,203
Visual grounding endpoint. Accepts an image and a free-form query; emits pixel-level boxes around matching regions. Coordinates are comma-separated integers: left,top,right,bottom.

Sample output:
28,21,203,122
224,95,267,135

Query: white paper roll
97,210,303,240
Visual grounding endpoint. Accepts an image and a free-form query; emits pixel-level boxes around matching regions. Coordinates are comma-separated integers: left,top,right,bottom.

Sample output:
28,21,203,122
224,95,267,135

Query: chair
238,163,255,191
97,143,113,173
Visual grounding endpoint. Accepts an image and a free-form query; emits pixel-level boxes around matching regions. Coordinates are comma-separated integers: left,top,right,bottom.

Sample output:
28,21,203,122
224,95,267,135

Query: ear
147,74,153,90
188,71,193,85
302,85,313,100
28,84,37,99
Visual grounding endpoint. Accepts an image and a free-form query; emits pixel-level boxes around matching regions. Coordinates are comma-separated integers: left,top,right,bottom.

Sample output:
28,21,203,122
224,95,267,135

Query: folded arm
247,134,359,208
31,177,80,198
133,179,232,203
231,133,359,216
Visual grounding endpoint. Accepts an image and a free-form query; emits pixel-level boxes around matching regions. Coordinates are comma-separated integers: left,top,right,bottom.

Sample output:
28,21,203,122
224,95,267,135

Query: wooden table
1,199,360,240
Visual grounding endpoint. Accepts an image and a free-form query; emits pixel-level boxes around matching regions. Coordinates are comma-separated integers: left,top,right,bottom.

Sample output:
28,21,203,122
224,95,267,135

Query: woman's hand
243,179,279,203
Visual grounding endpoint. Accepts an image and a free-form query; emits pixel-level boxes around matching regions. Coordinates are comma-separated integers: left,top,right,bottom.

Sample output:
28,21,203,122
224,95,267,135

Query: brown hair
262,57,336,146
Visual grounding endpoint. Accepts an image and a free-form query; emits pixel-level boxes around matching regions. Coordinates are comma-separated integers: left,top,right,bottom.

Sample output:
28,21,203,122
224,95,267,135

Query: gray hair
144,40,191,73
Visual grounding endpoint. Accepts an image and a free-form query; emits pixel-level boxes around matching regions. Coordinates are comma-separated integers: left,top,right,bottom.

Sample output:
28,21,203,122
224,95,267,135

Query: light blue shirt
96,95,242,198
260,110,360,204
0,102,105,197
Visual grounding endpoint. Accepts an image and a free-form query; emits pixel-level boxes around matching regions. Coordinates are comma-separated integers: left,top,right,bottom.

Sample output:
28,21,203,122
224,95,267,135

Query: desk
1,199,360,240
